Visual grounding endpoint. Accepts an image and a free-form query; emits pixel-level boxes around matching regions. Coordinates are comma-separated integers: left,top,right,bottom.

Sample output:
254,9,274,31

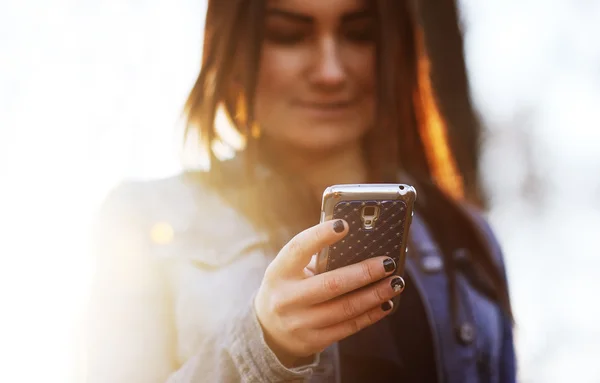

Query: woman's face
254,0,376,154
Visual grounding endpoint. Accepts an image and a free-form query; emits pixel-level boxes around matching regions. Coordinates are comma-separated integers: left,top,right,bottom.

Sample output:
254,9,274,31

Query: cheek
254,48,301,122
347,46,376,100
339,47,376,135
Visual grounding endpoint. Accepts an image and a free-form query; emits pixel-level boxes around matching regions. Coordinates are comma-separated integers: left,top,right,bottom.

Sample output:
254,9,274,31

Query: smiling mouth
295,100,355,110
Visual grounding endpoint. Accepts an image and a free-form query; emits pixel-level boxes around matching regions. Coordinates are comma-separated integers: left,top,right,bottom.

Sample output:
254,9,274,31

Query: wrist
264,333,302,367
254,298,311,368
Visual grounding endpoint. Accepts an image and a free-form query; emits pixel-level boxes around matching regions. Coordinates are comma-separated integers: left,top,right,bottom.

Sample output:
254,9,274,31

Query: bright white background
1,0,599,382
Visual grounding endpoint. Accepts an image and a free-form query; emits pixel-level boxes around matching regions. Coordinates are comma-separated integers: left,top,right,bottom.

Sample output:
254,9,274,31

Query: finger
307,276,405,328
313,300,394,348
270,219,348,277
295,256,398,305
303,255,318,278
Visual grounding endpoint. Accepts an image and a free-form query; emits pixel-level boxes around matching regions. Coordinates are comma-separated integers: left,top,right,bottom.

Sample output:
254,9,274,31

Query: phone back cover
326,199,408,272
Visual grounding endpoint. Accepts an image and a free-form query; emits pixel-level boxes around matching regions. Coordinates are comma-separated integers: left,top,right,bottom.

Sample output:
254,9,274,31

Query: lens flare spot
150,222,174,245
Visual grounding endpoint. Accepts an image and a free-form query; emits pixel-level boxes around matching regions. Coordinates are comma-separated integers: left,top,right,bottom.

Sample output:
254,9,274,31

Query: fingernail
381,300,393,311
333,220,345,233
383,258,396,273
391,276,405,292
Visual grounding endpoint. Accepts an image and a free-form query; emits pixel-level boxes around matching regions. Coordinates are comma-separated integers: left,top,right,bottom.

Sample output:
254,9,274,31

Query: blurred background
1,0,599,381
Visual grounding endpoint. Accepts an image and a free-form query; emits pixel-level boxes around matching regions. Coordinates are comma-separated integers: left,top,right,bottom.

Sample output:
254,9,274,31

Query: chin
286,125,369,154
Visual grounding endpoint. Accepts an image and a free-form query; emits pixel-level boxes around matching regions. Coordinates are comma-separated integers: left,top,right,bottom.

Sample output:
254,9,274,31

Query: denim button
421,253,444,273
458,322,476,345
453,248,471,264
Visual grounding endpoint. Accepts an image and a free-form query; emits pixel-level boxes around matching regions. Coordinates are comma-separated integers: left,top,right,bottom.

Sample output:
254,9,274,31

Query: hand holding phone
254,220,407,367
254,184,416,366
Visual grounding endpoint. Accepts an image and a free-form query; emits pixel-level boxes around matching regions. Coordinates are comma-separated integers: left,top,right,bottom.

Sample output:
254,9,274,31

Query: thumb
270,219,348,278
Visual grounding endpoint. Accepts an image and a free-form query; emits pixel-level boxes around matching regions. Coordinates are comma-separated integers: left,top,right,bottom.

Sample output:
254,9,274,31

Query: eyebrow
265,8,373,24
341,9,373,23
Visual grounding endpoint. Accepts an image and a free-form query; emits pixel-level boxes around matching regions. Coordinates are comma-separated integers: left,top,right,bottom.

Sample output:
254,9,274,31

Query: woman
86,0,516,382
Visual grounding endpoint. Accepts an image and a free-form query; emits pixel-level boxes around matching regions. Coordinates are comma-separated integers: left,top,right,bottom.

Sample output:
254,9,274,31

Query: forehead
266,0,370,16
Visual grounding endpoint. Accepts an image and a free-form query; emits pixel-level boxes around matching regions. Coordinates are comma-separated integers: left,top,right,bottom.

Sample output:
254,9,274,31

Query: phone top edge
322,184,417,206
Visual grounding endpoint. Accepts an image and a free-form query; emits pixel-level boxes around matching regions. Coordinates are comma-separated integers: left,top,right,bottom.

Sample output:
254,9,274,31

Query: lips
294,100,355,110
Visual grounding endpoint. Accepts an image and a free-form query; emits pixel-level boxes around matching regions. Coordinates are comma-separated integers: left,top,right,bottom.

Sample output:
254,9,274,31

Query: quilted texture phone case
326,200,408,272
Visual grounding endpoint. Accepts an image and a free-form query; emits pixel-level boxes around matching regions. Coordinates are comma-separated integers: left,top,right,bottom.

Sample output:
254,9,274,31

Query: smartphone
316,184,416,307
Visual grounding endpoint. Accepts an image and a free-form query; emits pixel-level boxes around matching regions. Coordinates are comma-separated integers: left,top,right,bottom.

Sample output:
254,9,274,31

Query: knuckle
373,285,388,303
346,319,360,335
263,264,277,283
365,310,378,326
283,315,303,335
341,297,358,320
350,310,379,336
313,226,325,245
269,292,288,315
313,225,329,244
284,324,298,338
359,261,376,284
286,237,303,256
323,274,344,295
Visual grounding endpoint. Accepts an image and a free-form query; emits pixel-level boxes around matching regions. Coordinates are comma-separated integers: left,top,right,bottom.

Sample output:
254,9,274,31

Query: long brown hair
183,0,512,319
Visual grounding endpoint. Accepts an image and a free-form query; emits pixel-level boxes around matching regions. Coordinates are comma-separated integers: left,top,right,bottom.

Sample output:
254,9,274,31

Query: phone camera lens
364,206,376,216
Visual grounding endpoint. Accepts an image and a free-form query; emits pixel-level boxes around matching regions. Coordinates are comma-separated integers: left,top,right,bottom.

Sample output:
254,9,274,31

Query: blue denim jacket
319,212,517,383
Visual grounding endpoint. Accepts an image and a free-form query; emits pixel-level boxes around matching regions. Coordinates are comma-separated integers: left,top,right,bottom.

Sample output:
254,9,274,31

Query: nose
310,37,346,89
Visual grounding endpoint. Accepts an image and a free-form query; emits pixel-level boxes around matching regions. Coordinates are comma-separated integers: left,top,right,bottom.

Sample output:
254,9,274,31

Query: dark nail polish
383,258,396,273
333,220,345,233
391,276,405,292
381,301,393,311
